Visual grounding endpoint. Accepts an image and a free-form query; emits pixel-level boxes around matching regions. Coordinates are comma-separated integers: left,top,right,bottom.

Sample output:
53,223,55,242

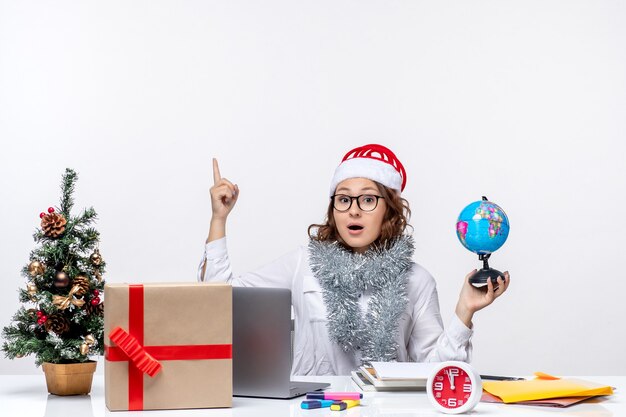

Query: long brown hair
308,181,412,249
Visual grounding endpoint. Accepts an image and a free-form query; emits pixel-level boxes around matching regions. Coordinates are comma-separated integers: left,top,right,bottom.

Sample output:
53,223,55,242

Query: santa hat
329,144,407,196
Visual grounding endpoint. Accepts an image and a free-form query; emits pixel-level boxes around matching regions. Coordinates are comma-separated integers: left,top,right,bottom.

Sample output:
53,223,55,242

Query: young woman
198,144,510,376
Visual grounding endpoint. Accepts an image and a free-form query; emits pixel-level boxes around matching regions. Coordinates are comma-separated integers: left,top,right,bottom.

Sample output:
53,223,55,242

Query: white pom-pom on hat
329,144,407,196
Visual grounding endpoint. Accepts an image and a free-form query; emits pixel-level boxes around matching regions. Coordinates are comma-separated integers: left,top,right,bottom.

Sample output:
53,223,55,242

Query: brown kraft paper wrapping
104,283,232,411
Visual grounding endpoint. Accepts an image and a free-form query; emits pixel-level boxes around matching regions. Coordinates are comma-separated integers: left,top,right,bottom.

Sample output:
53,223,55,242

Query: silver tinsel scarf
308,236,414,363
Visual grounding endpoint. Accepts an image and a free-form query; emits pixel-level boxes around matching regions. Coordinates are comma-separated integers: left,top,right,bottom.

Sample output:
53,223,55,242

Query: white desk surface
0,374,621,416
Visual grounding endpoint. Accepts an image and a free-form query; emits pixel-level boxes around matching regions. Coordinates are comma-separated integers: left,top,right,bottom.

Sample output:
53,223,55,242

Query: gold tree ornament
41,213,67,238
28,261,46,277
52,286,86,310
90,248,103,266
27,283,38,298
80,334,96,356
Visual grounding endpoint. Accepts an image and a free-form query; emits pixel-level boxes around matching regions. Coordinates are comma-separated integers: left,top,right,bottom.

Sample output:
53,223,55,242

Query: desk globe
456,196,509,286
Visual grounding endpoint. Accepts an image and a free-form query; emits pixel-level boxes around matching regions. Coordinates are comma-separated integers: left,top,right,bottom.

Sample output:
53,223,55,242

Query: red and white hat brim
329,157,403,196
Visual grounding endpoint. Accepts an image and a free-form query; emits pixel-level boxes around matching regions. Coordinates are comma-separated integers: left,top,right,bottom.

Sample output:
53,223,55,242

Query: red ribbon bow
109,326,162,377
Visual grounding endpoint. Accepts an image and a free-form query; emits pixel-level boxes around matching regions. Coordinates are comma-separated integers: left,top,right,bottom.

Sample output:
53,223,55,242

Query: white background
1,1,625,376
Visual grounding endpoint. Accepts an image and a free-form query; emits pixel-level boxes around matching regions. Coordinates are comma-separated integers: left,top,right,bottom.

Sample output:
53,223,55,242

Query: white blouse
198,237,473,376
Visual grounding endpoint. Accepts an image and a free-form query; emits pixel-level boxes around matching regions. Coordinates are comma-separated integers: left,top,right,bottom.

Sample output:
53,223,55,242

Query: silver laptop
232,286,330,398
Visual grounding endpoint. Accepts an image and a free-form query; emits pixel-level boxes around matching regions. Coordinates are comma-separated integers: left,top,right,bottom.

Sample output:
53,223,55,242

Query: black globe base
469,253,505,287
469,268,503,287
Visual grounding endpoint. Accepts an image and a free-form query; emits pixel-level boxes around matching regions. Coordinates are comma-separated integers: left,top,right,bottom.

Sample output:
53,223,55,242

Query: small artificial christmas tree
2,168,106,367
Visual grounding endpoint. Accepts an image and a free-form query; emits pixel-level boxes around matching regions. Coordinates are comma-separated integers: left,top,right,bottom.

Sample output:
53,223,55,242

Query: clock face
431,365,475,409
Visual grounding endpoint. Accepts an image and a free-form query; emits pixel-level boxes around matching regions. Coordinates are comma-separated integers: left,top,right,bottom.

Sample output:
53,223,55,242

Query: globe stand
469,253,503,287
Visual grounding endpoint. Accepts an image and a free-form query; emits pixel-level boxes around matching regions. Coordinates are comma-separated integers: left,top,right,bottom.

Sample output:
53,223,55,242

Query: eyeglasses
331,194,384,212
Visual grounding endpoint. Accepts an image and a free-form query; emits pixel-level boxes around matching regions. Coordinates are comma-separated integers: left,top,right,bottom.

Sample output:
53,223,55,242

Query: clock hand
446,370,455,390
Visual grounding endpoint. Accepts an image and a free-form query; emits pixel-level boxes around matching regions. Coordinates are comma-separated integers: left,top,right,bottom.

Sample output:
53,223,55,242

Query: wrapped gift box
104,283,232,411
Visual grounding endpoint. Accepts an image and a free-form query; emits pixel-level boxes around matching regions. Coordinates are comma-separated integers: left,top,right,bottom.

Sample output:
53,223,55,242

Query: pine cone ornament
85,301,104,316
44,313,70,335
27,308,38,320
41,213,67,238
72,275,90,296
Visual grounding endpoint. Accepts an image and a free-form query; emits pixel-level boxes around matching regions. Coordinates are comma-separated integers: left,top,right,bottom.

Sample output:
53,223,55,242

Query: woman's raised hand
454,270,510,328
206,158,239,243
210,158,239,221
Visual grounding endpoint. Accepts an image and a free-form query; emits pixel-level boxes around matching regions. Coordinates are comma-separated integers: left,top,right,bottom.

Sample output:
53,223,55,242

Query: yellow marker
330,399,360,411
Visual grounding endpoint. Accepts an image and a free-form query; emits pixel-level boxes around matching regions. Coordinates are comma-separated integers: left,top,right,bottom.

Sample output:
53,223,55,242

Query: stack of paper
351,362,438,392
350,369,378,392
482,372,614,407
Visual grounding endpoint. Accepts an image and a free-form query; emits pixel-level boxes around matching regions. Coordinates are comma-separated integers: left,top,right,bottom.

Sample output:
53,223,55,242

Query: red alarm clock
426,361,482,414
